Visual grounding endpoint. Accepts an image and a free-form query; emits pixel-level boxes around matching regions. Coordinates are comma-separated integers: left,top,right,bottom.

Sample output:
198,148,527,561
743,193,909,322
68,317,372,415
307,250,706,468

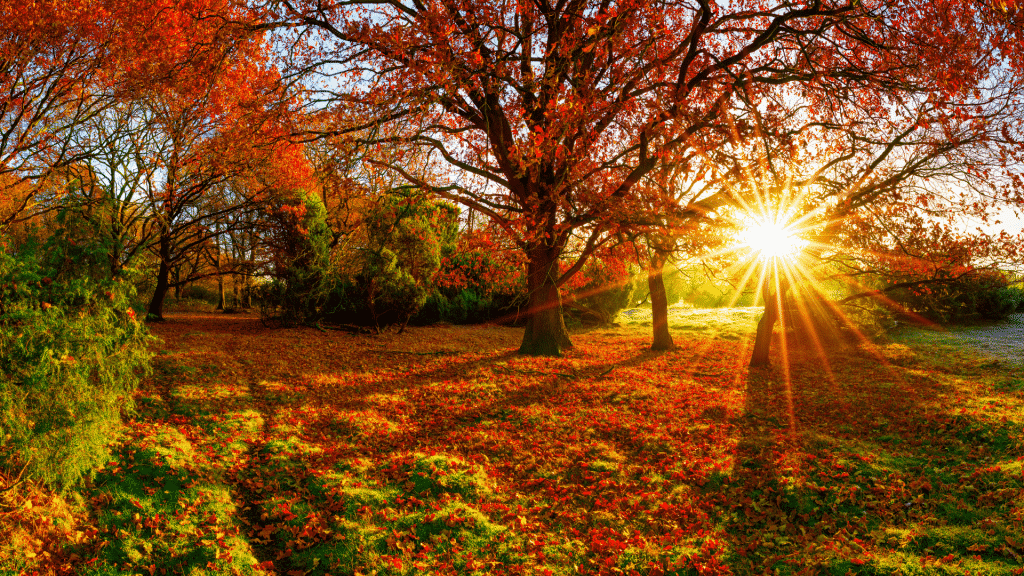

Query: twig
0,461,30,497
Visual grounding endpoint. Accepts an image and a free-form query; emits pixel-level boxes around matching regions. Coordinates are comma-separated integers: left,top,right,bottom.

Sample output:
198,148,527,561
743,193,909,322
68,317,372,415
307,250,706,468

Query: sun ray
779,257,840,388
723,254,766,308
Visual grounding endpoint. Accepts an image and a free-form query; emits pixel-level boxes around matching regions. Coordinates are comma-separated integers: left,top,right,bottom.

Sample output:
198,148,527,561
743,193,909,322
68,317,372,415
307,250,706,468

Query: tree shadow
718,339,1024,574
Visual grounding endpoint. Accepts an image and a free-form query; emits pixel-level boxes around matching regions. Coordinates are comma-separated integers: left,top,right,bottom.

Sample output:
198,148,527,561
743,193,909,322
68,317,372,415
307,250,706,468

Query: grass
1,307,1022,575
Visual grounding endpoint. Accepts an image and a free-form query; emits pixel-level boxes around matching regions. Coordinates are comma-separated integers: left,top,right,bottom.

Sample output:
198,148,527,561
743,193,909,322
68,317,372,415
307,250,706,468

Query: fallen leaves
4,310,1023,575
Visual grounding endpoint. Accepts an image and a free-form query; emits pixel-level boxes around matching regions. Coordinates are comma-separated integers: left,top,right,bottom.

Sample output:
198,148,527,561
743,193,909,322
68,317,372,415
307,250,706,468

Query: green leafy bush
0,241,151,489
976,285,1024,319
888,270,1023,323
323,195,459,329
256,192,337,326
356,247,428,329
564,256,633,325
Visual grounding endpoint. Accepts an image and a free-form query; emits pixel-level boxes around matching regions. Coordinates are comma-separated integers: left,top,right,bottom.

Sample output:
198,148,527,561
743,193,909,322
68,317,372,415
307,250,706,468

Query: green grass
79,423,263,575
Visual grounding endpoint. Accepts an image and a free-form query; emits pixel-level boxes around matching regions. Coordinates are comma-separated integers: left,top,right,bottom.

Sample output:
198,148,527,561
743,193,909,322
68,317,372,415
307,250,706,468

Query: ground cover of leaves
3,310,1023,576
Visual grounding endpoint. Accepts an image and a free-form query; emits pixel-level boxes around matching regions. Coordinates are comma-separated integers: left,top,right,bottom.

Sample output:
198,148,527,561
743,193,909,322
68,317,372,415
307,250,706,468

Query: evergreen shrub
0,236,151,489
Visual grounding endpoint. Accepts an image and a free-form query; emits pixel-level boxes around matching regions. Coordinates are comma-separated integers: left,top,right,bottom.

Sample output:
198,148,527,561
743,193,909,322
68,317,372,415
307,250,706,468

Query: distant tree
133,60,309,320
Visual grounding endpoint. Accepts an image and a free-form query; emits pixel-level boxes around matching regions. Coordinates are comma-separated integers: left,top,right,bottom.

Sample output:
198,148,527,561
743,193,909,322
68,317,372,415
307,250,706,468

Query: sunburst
737,217,809,260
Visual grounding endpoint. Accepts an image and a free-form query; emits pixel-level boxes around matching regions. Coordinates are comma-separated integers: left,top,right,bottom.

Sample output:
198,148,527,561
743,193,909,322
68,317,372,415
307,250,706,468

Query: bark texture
147,238,172,321
519,244,572,356
648,250,675,351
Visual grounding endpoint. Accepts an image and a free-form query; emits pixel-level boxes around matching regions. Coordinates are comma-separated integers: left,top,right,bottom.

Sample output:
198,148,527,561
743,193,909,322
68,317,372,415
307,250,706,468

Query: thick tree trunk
148,239,172,321
750,280,788,367
648,250,675,351
519,244,572,356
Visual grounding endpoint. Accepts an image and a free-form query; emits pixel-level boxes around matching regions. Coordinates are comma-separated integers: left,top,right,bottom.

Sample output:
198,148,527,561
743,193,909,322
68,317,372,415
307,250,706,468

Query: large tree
268,0,1024,355
252,1,873,354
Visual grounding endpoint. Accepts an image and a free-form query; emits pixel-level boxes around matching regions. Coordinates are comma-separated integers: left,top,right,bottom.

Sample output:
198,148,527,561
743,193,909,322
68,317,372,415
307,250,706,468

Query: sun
738,218,807,259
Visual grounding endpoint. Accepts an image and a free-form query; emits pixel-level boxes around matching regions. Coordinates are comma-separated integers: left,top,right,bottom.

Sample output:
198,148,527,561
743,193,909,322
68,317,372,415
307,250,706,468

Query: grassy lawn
2,308,1022,575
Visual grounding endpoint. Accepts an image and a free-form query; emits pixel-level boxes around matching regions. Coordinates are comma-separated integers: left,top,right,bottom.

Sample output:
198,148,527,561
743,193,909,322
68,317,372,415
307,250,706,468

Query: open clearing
930,313,1024,367
3,309,1023,575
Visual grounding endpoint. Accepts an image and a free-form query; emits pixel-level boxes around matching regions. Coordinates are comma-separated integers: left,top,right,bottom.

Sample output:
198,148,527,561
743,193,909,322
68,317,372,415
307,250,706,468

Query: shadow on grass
720,341,1024,575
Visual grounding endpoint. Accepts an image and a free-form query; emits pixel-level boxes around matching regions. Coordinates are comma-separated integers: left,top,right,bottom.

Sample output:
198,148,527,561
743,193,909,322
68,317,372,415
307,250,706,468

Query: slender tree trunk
519,243,572,356
216,244,225,311
109,234,122,280
147,237,172,321
750,278,788,367
243,272,252,309
648,249,675,351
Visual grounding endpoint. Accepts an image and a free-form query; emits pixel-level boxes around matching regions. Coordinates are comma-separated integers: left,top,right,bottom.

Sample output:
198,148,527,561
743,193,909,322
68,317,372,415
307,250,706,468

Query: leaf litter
1,309,1021,575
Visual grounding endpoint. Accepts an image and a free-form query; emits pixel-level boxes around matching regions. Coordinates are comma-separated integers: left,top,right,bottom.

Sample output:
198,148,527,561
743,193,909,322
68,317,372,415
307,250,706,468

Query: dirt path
948,312,1024,366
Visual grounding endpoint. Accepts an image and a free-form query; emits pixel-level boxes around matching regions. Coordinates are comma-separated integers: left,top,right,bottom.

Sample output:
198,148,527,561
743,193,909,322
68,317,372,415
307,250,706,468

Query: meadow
2,308,1022,576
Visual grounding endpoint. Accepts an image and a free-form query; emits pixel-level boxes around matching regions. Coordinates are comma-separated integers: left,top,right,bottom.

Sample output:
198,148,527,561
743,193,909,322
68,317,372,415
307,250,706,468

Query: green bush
977,285,1024,319
0,243,151,489
887,270,1023,323
256,192,337,326
177,284,219,305
417,289,512,325
322,195,460,329
564,258,633,324
570,278,633,325
357,247,428,329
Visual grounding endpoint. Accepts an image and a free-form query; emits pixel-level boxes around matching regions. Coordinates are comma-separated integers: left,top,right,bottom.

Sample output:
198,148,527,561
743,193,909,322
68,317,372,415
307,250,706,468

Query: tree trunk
648,249,675,351
750,279,788,367
217,275,226,310
147,238,172,321
215,244,225,311
519,244,572,356
243,273,252,309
